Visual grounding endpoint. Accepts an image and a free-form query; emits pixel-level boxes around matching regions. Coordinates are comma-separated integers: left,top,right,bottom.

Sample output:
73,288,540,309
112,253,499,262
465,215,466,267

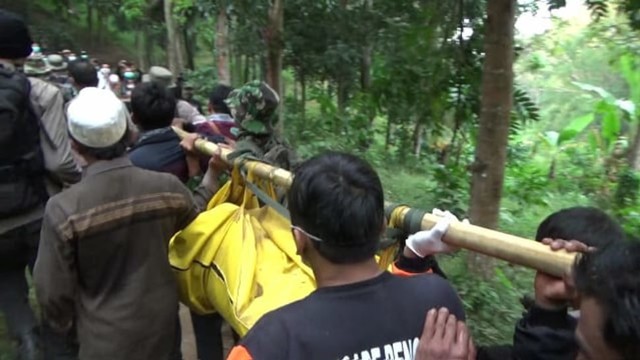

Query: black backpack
0,68,48,218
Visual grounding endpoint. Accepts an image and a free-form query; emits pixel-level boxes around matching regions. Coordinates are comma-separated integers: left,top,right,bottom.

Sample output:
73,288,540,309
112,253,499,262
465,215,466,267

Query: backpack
0,68,48,218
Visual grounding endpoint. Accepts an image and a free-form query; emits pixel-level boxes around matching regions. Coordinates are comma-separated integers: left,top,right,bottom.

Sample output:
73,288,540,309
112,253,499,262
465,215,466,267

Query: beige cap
147,66,174,87
67,88,128,148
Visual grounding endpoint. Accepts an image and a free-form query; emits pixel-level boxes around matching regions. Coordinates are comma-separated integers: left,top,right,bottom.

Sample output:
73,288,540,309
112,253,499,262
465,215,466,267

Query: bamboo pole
174,127,576,277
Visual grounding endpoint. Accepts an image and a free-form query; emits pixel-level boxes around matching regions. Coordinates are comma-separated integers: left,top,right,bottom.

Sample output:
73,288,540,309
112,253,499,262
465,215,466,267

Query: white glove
405,208,469,258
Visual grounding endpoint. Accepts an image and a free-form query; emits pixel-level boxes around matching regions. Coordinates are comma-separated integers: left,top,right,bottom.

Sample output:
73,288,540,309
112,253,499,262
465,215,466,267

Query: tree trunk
385,115,393,151
136,30,149,71
468,0,516,276
265,0,284,135
86,0,93,45
215,6,231,85
175,25,187,73
265,0,284,96
628,121,640,170
183,26,195,70
164,0,181,76
301,73,306,122
413,121,424,158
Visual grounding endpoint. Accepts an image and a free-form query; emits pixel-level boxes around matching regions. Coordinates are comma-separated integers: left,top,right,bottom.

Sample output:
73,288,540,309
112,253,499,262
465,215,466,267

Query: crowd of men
0,8,639,360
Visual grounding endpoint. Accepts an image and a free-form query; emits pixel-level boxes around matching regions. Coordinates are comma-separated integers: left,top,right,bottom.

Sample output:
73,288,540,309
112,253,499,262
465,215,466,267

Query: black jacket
512,305,577,360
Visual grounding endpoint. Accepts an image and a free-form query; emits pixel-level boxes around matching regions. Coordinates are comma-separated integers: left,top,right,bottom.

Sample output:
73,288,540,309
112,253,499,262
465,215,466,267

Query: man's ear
208,103,214,114
292,228,308,256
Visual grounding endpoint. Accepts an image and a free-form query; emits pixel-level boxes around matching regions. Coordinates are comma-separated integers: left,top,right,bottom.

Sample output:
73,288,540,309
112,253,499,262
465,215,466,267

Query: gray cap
47,54,67,71
147,66,174,87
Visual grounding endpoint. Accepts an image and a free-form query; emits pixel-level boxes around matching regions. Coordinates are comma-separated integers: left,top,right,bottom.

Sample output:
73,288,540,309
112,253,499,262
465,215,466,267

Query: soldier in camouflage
225,80,298,171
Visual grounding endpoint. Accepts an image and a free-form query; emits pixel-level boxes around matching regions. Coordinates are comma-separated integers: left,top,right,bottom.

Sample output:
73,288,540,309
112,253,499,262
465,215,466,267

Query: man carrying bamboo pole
416,239,640,360
227,152,465,360
33,88,224,360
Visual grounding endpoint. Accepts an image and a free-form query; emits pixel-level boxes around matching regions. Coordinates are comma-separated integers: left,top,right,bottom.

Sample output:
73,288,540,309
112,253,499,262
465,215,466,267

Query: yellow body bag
169,166,401,336
169,168,316,336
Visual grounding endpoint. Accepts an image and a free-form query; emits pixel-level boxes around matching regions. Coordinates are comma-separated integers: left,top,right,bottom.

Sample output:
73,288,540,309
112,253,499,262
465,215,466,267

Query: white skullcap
67,87,128,148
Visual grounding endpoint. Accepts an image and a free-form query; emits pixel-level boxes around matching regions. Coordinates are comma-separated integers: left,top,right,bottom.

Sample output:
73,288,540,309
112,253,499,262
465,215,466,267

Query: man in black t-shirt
228,152,465,360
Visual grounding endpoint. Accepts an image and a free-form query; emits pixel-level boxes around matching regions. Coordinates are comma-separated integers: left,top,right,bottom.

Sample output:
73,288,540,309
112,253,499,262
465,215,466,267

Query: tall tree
216,1,231,84
265,0,284,95
164,0,184,75
469,0,515,230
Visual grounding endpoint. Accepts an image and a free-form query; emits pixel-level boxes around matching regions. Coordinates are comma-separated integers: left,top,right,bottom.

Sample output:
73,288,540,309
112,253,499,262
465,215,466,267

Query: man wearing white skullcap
33,88,225,360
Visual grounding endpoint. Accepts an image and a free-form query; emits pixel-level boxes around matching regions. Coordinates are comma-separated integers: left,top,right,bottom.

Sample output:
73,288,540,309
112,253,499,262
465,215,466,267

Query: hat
225,81,280,135
47,54,67,71
67,88,128,148
0,10,34,59
24,54,50,76
147,66,174,87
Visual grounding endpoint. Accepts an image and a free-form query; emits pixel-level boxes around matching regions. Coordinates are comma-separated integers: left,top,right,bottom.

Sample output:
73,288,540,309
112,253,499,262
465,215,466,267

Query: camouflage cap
225,81,280,135
24,53,50,76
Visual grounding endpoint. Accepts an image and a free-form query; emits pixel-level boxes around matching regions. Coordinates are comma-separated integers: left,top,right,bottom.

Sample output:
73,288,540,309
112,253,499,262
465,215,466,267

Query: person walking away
67,60,98,92
182,83,203,114
24,53,51,80
46,54,75,102
129,81,228,360
192,84,237,145
146,66,207,124
0,9,81,360
33,87,224,360
227,152,465,360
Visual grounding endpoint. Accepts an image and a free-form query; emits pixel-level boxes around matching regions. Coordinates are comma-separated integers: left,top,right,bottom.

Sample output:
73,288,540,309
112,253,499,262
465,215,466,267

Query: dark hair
68,60,98,87
574,241,640,359
535,207,625,248
288,152,384,264
131,82,177,131
73,130,129,161
209,84,233,115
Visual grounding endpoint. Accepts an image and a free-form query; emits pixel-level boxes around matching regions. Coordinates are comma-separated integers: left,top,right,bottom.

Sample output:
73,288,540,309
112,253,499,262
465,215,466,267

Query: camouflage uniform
225,81,298,171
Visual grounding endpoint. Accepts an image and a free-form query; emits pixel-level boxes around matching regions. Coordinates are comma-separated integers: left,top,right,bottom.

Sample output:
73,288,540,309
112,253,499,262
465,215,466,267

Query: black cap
0,10,33,60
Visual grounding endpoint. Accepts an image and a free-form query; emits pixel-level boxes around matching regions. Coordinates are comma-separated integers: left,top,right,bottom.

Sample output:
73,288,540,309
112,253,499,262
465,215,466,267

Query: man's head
130,82,176,131
208,84,233,115
573,241,640,360
288,152,384,265
536,207,625,248
68,60,99,89
0,10,33,65
67,88,129,162
226,81,279,135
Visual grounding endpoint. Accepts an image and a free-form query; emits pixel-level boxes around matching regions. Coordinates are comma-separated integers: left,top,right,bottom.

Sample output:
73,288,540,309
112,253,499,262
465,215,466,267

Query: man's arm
512,239,588,360
32,80,81,189
33,200,77,332
177,100,207,124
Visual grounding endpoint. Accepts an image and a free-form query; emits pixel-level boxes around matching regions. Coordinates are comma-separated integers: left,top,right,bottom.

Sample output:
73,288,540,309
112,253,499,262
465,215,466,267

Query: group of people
0,8,638,360
22,43,150,100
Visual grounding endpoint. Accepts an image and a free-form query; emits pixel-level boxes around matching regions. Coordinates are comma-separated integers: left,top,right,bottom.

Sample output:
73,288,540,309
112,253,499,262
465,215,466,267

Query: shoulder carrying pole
174,127,576,277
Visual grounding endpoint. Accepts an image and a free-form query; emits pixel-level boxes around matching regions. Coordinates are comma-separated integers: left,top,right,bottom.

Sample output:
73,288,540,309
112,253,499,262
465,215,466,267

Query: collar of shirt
135,127,175,144
207,113,234,123
84,156,133,178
